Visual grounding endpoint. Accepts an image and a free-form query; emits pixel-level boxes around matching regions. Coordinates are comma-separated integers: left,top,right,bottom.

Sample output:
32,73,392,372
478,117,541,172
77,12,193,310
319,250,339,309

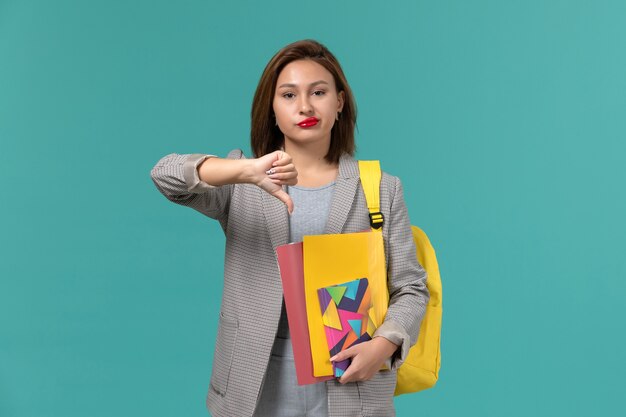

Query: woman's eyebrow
277,80,330,89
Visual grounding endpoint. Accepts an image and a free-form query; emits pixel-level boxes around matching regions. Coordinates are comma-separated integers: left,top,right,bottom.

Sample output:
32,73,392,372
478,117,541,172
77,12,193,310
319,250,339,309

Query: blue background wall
1,1,625,416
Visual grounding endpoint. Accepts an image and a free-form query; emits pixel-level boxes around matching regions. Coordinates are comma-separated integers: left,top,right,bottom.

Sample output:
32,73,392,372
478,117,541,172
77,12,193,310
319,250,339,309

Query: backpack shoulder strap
358,160,384,231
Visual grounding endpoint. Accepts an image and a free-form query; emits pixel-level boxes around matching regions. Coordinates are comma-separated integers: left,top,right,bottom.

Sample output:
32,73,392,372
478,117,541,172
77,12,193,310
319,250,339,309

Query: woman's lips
297,117,319,128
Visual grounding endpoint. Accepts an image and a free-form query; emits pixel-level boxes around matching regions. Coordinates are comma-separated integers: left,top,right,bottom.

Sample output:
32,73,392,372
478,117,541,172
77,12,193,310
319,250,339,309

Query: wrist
373,336,399,358
243,159,262,185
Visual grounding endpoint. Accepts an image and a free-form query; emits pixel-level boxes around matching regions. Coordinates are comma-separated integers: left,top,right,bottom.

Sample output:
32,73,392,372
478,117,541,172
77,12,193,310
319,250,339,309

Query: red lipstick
297,117,319,128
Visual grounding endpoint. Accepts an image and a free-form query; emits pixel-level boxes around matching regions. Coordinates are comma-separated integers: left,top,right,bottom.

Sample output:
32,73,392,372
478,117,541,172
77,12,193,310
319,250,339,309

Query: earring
336,112,341,121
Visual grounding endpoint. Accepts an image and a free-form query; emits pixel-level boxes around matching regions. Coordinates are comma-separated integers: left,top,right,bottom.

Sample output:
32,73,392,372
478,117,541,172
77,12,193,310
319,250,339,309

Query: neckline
288,181,336,191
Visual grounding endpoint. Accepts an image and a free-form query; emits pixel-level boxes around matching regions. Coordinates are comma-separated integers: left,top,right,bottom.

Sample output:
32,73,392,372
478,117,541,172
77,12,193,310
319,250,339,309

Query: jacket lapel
261,188,290,250
325,154,360,234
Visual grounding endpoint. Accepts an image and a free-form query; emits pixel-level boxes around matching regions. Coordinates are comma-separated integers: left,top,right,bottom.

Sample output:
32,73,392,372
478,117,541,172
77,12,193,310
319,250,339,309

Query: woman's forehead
276,60,336,88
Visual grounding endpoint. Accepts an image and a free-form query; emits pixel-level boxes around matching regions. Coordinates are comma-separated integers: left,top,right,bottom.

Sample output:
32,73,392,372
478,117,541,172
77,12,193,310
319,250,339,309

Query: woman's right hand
251,151,298,214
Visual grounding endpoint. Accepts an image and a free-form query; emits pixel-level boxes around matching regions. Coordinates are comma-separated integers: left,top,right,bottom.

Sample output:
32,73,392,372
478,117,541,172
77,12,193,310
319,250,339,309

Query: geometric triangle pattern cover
317,277,376,377
327,285,347,306
322,298,342,330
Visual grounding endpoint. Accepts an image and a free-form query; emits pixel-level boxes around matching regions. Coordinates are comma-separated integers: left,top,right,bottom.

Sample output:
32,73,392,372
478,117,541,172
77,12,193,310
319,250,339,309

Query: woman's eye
313,90,326,96
282,92,295,99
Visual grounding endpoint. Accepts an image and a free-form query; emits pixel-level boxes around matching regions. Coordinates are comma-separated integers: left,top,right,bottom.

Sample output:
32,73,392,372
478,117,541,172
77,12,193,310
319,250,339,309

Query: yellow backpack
359,161,442,395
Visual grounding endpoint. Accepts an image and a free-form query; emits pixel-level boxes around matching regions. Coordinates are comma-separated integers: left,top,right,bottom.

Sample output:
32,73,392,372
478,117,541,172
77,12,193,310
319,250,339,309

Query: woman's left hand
329,337,399,384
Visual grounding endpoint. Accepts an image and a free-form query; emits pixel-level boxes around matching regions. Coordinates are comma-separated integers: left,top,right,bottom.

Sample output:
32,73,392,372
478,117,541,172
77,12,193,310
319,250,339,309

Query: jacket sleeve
373,176,430,370
150,149,243,222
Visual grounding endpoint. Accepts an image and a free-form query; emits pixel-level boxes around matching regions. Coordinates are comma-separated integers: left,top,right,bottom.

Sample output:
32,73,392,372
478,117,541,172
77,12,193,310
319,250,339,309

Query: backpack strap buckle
369,212,384,229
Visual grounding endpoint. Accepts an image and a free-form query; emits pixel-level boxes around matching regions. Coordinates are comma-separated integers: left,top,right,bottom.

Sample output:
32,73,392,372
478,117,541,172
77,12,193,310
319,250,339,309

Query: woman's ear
337,90,345,113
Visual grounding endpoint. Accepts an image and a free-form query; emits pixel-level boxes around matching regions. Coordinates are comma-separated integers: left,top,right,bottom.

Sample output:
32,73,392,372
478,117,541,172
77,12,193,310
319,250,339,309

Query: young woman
151,39,429,417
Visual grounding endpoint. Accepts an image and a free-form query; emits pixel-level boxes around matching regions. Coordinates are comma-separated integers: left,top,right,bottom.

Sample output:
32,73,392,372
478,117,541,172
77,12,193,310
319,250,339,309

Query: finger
338,365,357,384
268,163,295,174
271,178,294,185
268,171,298,180
273,189,294,214
268,172,297,181
267,166,295,176
330,346,356,363
272,151,292,167
265,165,296,177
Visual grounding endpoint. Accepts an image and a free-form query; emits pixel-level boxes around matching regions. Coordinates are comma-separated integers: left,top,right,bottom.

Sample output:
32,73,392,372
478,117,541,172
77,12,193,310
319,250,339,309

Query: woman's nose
298,96,313,114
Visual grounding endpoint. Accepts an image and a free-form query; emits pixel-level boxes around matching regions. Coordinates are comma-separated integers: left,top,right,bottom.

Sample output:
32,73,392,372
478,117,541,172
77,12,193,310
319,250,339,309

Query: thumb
330,345,358,363
272,188,294,215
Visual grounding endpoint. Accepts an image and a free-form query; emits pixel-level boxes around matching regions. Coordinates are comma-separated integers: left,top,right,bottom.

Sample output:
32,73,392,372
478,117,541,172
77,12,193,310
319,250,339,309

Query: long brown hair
250,39,357,164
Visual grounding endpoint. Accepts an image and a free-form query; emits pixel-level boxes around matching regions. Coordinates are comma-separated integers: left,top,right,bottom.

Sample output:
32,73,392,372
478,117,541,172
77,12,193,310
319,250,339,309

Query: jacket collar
325,153,360,234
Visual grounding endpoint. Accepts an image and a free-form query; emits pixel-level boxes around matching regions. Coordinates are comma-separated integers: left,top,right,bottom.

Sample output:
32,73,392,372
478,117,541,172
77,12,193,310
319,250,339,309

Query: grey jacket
150,149,429,417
